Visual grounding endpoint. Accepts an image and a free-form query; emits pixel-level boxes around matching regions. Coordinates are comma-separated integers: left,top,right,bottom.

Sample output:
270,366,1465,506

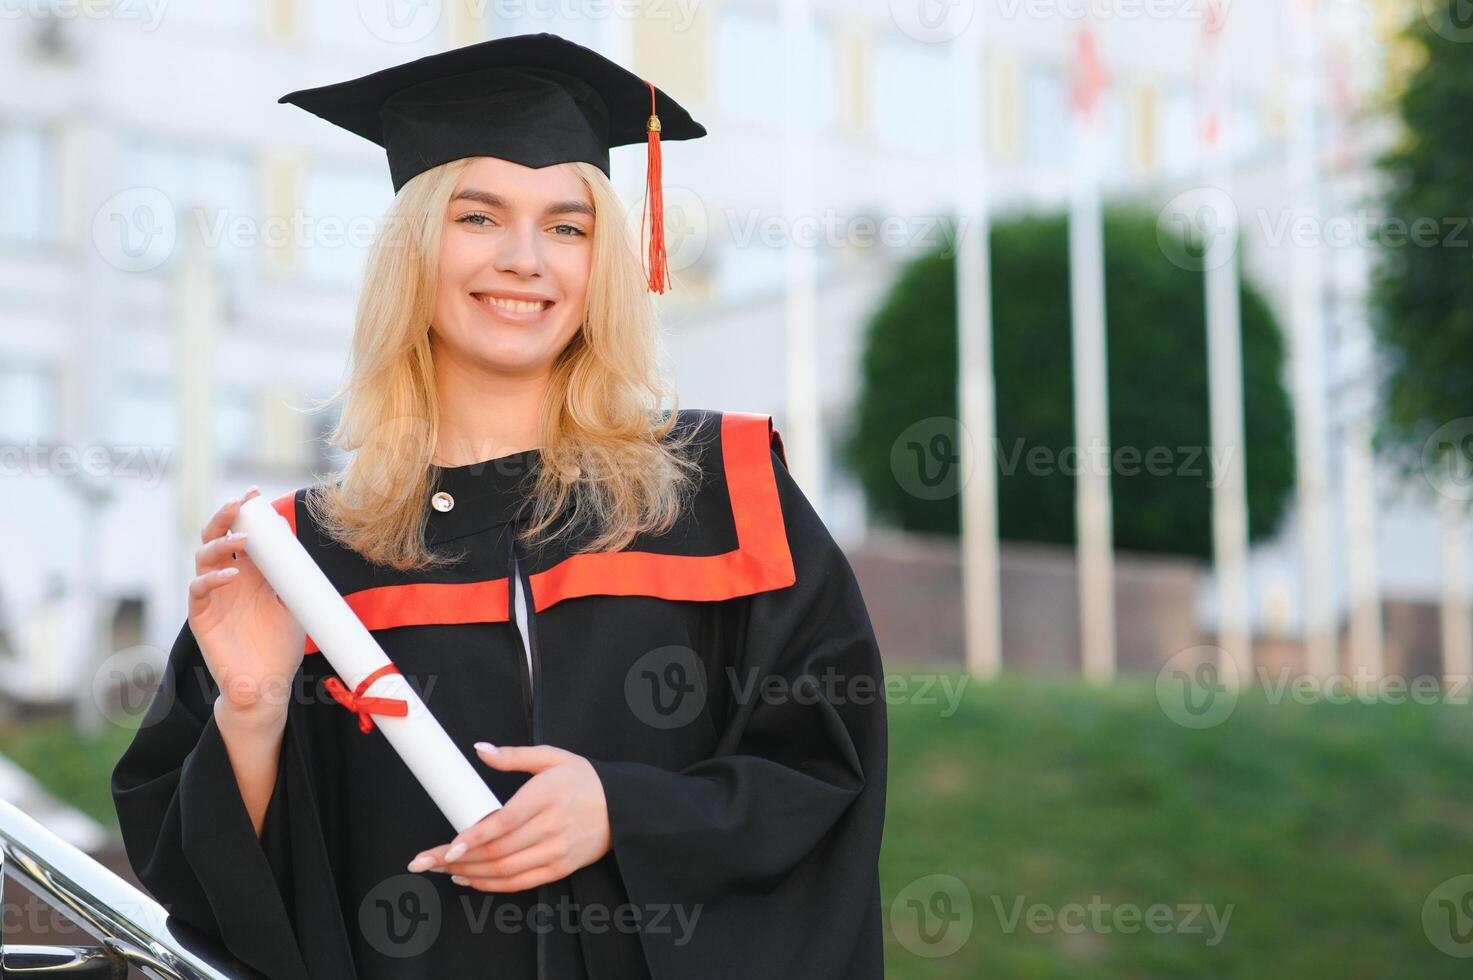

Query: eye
457,212,494,227
551,223,588,238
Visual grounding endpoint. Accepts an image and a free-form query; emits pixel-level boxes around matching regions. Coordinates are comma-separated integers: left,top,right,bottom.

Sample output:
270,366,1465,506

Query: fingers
446,809,555,868
195,531,249,576
474,743,570,775
451,864,560,894
187,565,241,616
411,797,542,869
199,486,260,545
444,838,564,881
444,807,532,860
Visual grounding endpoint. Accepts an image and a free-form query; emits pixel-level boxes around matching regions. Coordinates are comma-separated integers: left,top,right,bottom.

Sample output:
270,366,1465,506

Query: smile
471,293,555,322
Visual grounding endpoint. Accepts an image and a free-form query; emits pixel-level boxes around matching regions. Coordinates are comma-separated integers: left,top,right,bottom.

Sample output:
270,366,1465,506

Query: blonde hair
303,157,703,571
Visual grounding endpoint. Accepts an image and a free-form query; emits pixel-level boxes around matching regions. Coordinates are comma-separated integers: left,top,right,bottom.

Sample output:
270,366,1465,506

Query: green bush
1372,4,1473,477
843,207,1294,559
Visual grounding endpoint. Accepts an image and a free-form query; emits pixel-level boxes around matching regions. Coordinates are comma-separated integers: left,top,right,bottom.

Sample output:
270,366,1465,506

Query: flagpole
1199,1,1252,691
954,19,1002,679
1285,0,1337,678
1069,27,1116,683
781,0,823,508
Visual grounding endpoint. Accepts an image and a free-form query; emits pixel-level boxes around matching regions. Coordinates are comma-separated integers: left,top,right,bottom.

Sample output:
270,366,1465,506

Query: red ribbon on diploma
324,663,410,734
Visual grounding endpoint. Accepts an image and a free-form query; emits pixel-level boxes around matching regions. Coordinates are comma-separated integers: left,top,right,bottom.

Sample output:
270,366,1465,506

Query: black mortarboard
277,32,707,293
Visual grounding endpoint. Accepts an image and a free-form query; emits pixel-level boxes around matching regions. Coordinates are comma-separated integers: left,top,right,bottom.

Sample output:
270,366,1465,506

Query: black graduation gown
110,407,888,979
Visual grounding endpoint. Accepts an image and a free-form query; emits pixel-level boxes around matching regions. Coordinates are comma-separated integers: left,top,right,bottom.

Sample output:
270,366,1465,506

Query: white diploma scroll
231,495,502,832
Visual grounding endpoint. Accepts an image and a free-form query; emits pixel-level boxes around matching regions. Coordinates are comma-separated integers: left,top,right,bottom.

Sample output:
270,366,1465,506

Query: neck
431,344,548,467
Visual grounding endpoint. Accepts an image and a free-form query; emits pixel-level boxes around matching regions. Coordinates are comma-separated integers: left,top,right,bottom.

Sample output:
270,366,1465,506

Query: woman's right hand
189,488,306,722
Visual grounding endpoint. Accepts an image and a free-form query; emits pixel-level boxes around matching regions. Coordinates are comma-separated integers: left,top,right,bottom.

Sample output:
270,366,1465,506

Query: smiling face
430,156,594,379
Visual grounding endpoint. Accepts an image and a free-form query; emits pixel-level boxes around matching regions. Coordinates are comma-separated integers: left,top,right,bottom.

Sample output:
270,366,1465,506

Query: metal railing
0,798,265,979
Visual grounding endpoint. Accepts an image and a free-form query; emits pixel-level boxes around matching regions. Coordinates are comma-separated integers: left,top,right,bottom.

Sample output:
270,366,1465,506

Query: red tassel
641,80,670,294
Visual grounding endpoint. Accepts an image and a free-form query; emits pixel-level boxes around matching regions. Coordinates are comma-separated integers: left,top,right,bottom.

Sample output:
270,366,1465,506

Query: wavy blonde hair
303,156,703,572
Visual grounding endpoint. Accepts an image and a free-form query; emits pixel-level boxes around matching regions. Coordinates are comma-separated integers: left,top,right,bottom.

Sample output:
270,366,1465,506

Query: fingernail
245,485,259,495
452,875,469,886
444,842,467,862
474,742,497,754
407,854,433,872
219,567,240,578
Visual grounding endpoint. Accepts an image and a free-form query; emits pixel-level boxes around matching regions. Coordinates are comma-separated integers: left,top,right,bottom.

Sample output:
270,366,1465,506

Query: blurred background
2,0,1473,976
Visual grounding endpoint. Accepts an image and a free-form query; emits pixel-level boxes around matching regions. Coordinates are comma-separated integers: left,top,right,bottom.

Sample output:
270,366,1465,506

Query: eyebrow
451,188,595,218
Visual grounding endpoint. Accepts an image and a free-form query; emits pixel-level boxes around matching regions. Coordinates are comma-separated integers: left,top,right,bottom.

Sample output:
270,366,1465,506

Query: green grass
6,675,1473,977
0,713,138,829
882,671,1473,978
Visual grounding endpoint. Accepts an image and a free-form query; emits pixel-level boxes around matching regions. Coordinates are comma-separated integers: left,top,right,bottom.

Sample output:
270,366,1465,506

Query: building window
111,386,174,452
298,164,392,286
170,0,260,35
1023,66,1068,167
0,123,53,245
714,9,782,127
0,363,56,443
715,241,785,303
1161,87,1199,177
872,37,950,154
120,140,255,284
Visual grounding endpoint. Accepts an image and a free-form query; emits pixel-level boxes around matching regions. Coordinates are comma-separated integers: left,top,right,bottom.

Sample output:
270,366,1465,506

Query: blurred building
0,0,1454,699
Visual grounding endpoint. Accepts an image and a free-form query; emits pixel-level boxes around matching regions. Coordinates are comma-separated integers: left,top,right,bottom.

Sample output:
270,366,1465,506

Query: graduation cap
277,32,707,293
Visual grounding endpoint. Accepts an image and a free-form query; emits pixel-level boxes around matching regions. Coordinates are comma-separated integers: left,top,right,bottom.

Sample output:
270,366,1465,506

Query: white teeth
477,295,550,313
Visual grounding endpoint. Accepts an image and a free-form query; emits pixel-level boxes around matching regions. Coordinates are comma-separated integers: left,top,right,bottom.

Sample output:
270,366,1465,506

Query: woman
111,33,887,980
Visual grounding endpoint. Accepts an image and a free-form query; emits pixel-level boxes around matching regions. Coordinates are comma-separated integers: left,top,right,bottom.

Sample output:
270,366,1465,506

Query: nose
491,218,545,280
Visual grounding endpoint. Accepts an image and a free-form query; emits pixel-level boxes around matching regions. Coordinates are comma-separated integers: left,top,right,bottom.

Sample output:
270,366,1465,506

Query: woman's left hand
407,743,611,892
